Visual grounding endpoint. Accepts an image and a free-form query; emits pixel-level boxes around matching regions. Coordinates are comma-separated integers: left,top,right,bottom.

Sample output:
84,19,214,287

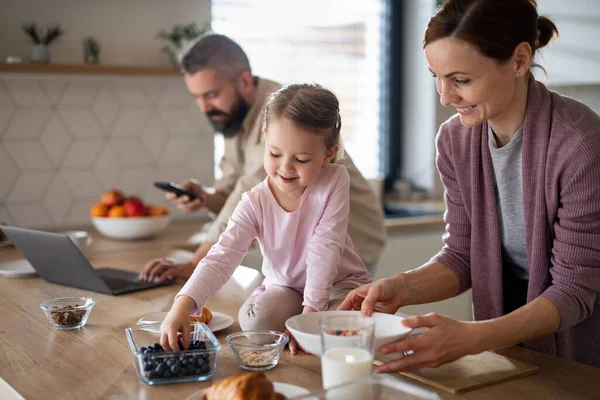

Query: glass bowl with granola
40,297,95,330
226,330,288,371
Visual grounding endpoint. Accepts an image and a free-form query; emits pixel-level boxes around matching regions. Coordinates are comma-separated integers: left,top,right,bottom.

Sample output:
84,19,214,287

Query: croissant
202,372,285,400
190,307,213,324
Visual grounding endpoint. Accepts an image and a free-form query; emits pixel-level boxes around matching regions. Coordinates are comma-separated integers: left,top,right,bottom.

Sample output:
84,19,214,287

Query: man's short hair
180,33,251,80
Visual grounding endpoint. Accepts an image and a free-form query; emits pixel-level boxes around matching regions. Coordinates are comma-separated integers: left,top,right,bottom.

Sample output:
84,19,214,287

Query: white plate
137,311,234,333
186,382,311,400
0,259,37,278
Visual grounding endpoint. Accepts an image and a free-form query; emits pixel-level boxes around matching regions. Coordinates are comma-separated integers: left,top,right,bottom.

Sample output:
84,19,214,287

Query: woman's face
425,37,519,127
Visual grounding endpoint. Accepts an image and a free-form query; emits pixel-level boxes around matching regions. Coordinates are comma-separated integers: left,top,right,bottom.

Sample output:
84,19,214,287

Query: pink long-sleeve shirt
178,164,372,311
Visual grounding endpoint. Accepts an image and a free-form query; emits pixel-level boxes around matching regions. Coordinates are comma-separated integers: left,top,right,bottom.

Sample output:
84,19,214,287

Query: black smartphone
153,181,199,200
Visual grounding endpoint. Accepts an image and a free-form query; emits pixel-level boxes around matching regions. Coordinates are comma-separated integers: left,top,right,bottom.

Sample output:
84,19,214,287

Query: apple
101,189,125,207
124,198,146,217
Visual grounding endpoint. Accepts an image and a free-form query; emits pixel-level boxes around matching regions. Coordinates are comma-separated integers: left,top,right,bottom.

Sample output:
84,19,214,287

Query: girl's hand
375,313,481,373
160,296,196,352
287,306,317,355
337,276,406,316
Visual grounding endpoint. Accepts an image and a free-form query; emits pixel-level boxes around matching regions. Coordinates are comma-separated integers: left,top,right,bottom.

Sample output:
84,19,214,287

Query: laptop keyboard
102,275,141,290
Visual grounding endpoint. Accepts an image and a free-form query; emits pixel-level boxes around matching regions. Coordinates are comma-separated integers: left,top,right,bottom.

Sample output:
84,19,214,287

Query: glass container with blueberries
125,322,221,385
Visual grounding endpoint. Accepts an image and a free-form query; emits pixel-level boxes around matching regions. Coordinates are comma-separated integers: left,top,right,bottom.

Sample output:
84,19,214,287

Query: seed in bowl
50,304,86,326
237,349,280,367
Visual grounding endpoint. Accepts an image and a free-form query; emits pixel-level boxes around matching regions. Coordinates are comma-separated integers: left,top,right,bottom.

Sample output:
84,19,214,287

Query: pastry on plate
190,307,213,324
202,372,285,400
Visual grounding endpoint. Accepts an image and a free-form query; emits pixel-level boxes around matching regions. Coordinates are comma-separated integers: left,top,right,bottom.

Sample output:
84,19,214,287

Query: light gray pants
238,282,359,332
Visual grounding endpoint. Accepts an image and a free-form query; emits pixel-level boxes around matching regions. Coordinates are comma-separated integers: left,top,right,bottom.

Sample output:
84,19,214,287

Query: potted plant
22,22,65,63
156,23,208,68
83,36,101,64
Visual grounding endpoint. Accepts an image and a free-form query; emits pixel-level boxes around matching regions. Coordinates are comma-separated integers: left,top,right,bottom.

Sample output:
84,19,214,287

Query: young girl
160,83,372,354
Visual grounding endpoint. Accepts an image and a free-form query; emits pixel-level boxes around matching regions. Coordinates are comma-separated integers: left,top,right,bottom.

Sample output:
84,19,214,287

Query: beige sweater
208,77,387,263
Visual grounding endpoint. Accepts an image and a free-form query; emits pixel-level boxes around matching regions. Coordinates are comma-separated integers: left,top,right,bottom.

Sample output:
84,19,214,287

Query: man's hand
166,179,207,214
139,259,195,282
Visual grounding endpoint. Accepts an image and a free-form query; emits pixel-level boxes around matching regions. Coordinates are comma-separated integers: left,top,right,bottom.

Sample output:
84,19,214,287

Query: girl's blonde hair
263,83,342,157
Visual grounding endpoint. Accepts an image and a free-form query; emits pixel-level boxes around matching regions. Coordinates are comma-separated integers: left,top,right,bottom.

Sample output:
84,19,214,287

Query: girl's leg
238,285,304,332
326,282,360,311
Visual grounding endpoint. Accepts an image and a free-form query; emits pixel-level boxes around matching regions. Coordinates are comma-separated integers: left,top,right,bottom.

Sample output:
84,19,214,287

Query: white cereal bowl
91,215,171,240
285,310,412,358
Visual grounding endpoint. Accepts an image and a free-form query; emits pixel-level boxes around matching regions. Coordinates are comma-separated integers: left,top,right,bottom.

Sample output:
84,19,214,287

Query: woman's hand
375,313,481,373
337,276,406,316
139,259,194,282
166,179,207,214
287,306,316,355
160,296,196,352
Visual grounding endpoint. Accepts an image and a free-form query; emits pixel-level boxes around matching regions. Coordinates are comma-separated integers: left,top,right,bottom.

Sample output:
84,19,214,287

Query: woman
339,0,600,371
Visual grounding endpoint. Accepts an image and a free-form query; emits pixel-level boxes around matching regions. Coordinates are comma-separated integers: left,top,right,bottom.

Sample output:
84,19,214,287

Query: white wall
0,0,211,66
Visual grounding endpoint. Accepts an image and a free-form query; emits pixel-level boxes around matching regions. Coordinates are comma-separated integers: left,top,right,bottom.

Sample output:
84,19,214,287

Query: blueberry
166,358,176,367
139,346,147,353
170,364,181,374
197,341,207,350
194,368,203,375
196,356,206,366
163,369,172,378
187,364,197,374
143,363,153,371
199,364,210,375
155,363,167,375
144,348,153,354
147,370,157,379
153,343,163,351
177,341,184,351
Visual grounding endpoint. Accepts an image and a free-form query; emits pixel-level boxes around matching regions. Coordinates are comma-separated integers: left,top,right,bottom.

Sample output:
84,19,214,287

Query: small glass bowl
40,297,95,330
226,330,289,371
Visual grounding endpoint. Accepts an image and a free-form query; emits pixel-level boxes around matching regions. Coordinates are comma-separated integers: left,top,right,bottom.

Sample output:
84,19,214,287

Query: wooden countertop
0,226,598,399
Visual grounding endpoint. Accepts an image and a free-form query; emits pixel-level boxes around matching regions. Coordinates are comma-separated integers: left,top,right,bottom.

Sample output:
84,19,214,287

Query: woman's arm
376,295,560,373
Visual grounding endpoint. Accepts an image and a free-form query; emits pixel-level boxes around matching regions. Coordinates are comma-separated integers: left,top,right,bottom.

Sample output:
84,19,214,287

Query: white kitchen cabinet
374,225,473,322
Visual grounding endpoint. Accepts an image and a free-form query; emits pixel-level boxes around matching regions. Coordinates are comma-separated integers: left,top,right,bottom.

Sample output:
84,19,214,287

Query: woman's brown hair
424,0,558,66
263,83,342,152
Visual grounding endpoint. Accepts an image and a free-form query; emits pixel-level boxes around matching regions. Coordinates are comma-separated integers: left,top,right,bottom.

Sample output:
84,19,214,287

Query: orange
90,203,109,217
107,205,127,218
148,205,169,216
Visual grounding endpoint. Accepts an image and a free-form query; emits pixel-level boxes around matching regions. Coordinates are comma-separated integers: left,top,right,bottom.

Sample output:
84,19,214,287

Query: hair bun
536,15,559,50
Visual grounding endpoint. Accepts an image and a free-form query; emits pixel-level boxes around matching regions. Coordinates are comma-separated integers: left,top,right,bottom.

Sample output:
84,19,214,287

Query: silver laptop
1,225,174,295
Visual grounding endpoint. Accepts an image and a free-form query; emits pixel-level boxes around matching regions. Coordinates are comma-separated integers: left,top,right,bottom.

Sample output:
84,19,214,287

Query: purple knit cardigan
432,77,600,367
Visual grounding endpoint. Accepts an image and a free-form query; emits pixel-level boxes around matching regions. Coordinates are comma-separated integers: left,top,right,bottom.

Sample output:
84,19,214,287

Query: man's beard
205,93,250,138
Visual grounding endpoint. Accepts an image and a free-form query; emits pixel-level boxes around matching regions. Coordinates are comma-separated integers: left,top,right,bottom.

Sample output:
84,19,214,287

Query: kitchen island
0,222,598,399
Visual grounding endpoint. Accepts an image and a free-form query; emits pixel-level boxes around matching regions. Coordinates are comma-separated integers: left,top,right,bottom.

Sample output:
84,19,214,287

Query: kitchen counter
0,226,599,399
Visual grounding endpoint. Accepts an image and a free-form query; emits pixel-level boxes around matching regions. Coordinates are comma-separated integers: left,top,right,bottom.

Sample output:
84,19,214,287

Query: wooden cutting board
374,351,539,394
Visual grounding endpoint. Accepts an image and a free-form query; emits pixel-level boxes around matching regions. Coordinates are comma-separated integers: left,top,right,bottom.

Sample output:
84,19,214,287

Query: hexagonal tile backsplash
0,74,214,229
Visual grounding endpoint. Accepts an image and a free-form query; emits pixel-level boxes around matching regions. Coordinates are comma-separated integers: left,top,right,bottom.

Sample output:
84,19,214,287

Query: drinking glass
320,315,375,390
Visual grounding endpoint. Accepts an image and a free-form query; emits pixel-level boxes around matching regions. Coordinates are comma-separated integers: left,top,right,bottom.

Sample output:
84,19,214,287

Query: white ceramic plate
137,311,234,333
0,259,37,278
186,382,311,400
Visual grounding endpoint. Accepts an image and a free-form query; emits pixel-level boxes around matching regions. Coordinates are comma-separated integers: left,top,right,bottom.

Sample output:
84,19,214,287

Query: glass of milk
320,315,375,390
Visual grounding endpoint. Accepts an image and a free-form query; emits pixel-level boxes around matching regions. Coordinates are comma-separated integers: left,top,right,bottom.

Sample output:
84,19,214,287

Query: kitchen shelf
0,62,181,77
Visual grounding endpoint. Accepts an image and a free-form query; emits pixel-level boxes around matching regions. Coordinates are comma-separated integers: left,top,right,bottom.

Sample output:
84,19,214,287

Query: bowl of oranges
90,189,171,240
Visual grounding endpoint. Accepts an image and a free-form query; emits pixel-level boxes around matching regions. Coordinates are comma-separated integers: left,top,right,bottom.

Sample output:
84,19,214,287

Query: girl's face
425,37,521,128
264,117,337,198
